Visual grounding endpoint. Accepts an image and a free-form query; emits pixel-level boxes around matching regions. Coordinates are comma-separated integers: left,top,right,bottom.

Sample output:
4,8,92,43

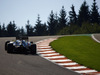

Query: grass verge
50,36,100,71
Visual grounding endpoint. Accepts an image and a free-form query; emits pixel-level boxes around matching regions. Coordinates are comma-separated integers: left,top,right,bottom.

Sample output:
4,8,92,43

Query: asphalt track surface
93,34,100,41
0,36,80,75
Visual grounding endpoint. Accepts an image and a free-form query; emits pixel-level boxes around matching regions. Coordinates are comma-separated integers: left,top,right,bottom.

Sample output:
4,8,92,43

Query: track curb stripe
36,38,100,75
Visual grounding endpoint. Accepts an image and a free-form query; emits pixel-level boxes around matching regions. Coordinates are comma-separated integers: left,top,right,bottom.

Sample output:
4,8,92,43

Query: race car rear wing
16,36,28,41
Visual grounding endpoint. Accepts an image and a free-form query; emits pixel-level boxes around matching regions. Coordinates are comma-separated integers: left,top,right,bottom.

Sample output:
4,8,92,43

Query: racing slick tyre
30,44,37,54
5,41,10,50
7,44,14,53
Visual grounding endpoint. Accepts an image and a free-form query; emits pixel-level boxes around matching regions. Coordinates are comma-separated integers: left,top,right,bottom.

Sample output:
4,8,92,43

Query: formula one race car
5,36,36,54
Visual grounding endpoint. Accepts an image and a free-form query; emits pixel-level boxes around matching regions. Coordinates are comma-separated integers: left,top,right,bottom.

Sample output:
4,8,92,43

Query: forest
0,0,100,37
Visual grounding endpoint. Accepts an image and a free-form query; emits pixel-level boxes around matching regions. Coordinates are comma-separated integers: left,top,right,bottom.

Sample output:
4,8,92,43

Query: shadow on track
6,51,39,56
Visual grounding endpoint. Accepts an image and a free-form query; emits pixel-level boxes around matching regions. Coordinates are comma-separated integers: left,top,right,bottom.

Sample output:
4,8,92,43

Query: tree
34,14,47,36
90,0,100,24
69,5,77,24
57,26,70,35
26,20,34,36
21,26,25,36
26,20,30,36
58,6,67,30
54,13,59,34
0,23,2,36
1,23,7,36
12,21,17,34
80,22,93,34
29,26,34,36
34,14,42,36
16,28,21,36
41,23,48,35
7,21,16,36
78,1,90,26
92,23,100,33
47,10,57,35
69,5,78,34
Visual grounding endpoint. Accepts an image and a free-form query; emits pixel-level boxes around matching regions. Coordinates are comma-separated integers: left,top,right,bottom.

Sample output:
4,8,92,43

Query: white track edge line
66,66,87,69
75,70,97,73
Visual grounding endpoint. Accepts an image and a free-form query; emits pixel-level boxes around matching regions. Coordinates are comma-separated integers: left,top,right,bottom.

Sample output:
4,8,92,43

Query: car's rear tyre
7,44,13,53
30,44,37,54
5,41,10,50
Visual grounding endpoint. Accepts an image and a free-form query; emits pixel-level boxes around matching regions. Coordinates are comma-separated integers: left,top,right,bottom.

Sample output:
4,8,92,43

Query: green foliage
20,26,25,36
58,22,100,35
80,22,92,34
34,14,48,36
26,20,34,36
58,6,67,30
91,0,99,24
47,11,58,35
78,1,90,26
7,21,17,36
41,23,48,35
57,26,70,35
50,36,100,71
69,24,79,34
80,22,100,34
92,23,100,33
69,5,77,24
0,23,7,36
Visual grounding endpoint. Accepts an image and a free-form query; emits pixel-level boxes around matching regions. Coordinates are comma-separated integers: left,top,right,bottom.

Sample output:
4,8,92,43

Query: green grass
50,36,100,71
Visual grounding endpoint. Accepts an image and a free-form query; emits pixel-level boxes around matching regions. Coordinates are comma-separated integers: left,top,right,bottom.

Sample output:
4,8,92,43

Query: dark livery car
5,36,36,54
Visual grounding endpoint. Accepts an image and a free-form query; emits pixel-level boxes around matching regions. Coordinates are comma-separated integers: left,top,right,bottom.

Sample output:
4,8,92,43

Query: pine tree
34,14,42,35
69,5,77,24
68,5,78,34
29,26,34,36
26,20,30,36
34,14,47,36
7,21,16,36
90,0,99,24
78,1,90,26
54,13,59,34
12,21,17,35
16,28,21,36
21,26,25,36
41,23,48,35
2,23,6,36
47,10,57,35
58,6,67,30
0,23,2,36
26,20,34,36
